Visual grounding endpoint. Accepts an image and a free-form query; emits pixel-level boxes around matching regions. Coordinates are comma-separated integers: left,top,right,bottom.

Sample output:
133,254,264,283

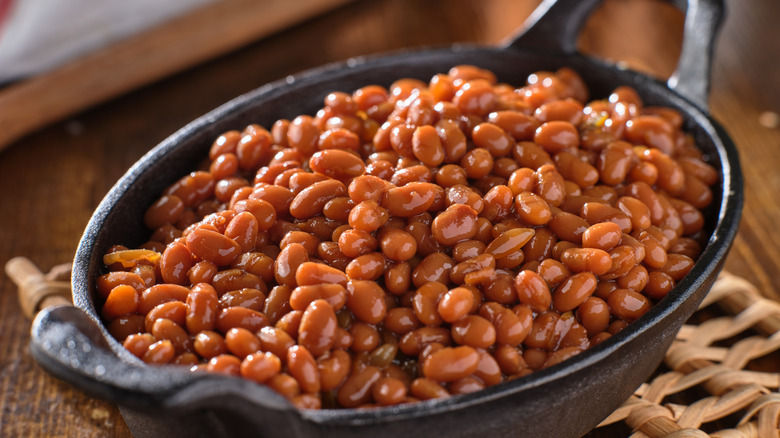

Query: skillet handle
30,305,299,428
506,0,725,111
667,0,725,111
30,305,199,410
503,0,602,54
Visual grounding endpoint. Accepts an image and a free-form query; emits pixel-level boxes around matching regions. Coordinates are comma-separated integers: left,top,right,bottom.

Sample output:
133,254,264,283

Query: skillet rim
68,41,743,426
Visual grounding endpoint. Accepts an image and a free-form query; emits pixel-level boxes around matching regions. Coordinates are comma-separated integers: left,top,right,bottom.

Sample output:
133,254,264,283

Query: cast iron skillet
30,0,742,436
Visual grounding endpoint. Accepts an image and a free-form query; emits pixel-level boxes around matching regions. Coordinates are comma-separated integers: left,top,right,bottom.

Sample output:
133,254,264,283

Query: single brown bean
184,283,218,333
145,301,188,335
576,296,610,336
488,110,538,141
184,227,242,266
240,352,282,384
547,208,589,244
295,261,348,287
152,318,192,354
144,195,185,230
535,164,566,207
450,315,496,349
337,365,382,408
287,345,321,394
338,228,378,258
472,122,513,157
298,299,338,357
381,182,438,217
514,270,552,312
626,181,665,225
453,79,496,117
534,121,579,153
559,247,612,276
385,261,412,295
249,184,294,216
348,200,389,233
225,327,262,358
412,125,445,166
422,346,480,382
143,340,176,365
553,272,598,312
616,196,652,231
644,271,675,300
346,280,388,324
431,204,479,246
580,202,632,234
658,253,695,281
287,115,320,156
581,221,622,251
554,151,599,189
481,184,514,221
379,228,417,261
289,179,348,219
617,264,649,292
384,307,421,335
634,230,668,269
255,326,294,360
410,377,450,400
412,253,455,288
597,141,634,186
193,330,228,359
345,252,386,281
411,281,448,327
399,326,452,357
607,288,652,321
625,115,674,155
123,333,155,359
473,349,502,386
97,271,146,299
436,119,468,163
319,128,360,151
485,227,535,259
289,283,346,311
372,377,408,406
288,171,328,194
318,349,352,391
232,198,277,231
445,184,484,214
450,253,495,285
349,322,380,353
212,269,264,296
185,260,215,285
139,284,190,315
216,307,269,333
102,285,140,321
165,171,215,208
437,287,474,323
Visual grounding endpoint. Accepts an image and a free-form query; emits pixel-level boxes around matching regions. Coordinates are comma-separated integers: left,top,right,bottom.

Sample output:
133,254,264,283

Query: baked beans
101,65,716,409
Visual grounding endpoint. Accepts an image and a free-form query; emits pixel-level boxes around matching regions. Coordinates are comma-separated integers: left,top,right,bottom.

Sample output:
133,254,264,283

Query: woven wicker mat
7,260,780,437
594,272,780,438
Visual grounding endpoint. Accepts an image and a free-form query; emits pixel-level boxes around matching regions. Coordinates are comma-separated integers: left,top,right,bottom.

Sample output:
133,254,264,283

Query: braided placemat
6,259,780,437
596,272,780,437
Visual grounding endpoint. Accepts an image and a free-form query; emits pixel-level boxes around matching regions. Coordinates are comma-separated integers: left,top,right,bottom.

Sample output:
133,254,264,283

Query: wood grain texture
0,0,354,150
0,0,777,436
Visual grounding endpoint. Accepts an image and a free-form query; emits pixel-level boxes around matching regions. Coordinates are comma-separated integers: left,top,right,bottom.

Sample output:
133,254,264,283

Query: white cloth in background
0,0,217,83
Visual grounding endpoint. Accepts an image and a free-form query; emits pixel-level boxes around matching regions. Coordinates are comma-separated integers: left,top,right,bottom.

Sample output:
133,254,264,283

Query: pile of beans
98,65,716,410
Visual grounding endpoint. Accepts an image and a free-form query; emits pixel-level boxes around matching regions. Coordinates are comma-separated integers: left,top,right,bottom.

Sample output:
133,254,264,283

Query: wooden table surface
1,0,777,436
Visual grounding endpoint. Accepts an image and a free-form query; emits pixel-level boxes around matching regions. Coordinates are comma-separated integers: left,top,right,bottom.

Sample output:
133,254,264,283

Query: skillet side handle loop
30,305,300,429
29,305,187,408
503,0,603,54
667,0,725,112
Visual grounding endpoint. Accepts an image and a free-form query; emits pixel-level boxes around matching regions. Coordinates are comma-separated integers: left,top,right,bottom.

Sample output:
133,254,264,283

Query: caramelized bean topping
101,65,717,409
